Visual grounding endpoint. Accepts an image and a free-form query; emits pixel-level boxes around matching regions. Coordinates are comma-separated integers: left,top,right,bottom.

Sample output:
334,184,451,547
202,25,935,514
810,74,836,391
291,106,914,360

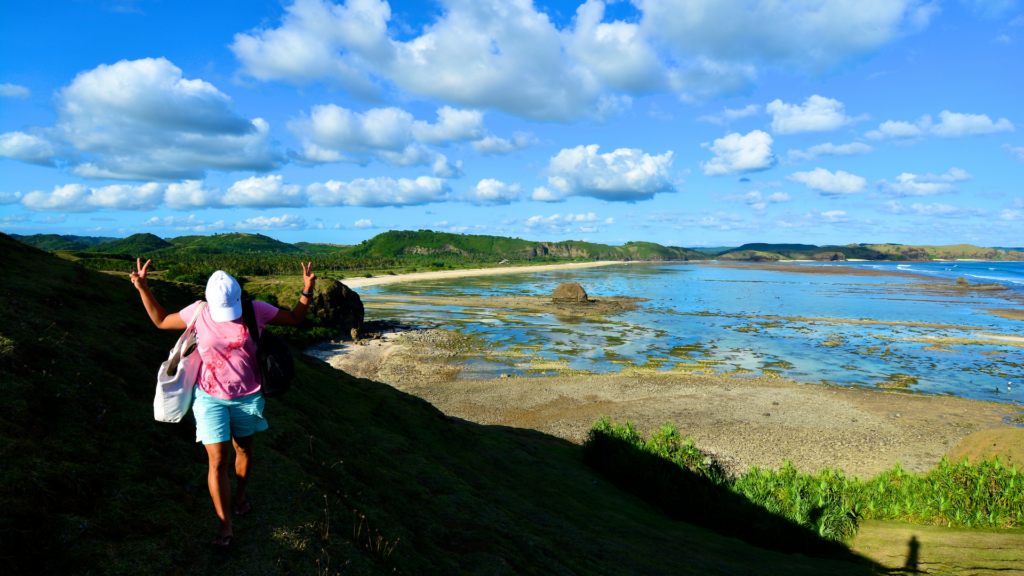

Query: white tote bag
154,303,206,423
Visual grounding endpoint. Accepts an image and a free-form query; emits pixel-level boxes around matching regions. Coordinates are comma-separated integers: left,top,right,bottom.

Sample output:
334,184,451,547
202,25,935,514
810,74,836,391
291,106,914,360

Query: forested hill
345,230,706,261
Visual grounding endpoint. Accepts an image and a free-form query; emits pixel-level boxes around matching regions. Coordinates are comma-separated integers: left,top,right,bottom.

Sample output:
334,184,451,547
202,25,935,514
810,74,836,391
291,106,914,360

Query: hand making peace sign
131,258,151,290
301,261,317,293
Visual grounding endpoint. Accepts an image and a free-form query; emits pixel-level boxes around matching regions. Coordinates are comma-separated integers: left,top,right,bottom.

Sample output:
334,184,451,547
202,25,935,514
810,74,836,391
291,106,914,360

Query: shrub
584,418,1023,553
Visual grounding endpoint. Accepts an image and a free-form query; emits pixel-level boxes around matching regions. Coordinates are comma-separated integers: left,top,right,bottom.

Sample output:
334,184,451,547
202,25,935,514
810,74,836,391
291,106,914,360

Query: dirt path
341,260,623,288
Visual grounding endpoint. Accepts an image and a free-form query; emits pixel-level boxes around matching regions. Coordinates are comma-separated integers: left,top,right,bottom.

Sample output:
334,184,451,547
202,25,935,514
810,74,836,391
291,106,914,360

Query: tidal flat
311,261,1024,477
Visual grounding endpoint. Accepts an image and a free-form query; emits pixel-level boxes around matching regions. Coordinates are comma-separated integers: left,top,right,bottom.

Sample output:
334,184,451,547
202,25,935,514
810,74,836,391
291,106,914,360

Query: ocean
361,262,1024,404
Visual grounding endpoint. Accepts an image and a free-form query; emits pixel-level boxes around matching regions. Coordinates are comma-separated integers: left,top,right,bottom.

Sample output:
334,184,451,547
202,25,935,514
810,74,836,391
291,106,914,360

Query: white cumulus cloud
307,176,450,207
702,130,776,176
879,201,986,218
289,104,485,169
531,186,563,202
164,180,223,210
231,0,935,122
1004,144,1024,162
867,111,1014,141
223,175,306,208
0,83,31,98
234,214,308,231
767,95,864,134
20,183,166,212
787,141,873,162
0,58,281,180
788,168,867,195
472,133,538,155
546,144,675,201
696,104,761,125
929,111,1015,137
0,132,58,166
875,167,972,197
464,179,522,206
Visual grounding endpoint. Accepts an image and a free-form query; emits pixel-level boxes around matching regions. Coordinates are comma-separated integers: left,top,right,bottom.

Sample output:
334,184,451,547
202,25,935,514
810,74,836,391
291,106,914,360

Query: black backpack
241,300,295,398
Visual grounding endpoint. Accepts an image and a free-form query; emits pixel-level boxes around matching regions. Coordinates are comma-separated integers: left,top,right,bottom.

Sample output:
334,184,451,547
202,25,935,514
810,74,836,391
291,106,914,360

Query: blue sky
1,0,1022,247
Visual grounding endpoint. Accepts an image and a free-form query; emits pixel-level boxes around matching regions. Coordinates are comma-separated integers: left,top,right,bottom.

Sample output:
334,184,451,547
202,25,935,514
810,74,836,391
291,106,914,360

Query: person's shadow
903,535,920,573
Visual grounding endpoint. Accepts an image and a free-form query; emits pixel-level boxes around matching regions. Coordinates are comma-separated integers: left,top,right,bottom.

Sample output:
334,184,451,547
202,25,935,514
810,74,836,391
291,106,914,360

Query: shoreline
341,260,624,288
308,327,1022,479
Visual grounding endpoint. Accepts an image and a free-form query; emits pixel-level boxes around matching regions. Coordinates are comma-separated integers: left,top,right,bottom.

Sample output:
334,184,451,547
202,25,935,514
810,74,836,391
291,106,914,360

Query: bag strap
188,302,207,330
241,300,260,346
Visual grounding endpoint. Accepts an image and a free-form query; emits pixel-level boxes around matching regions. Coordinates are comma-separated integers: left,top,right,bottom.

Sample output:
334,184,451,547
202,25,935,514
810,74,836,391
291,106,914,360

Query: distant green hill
82,233,172,254
346,230,707,261
730,243,818,252
688,246,738,255
10,233,118,251
293,241,349,254
162,232,304,255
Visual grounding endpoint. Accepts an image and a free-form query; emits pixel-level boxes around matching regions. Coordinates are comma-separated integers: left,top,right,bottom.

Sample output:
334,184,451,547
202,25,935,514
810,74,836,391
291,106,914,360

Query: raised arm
268,262,317,326
131,258,187,331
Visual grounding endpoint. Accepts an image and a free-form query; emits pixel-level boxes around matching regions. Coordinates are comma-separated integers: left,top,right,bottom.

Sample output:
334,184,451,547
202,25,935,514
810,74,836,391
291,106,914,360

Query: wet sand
308,328,1023,479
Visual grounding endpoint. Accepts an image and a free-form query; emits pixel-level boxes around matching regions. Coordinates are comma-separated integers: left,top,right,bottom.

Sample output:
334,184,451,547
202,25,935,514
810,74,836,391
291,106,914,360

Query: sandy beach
308,325,1023,479
342,260,624,288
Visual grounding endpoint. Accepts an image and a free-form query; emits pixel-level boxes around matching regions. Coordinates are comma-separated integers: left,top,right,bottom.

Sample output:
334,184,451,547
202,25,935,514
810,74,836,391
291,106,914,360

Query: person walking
131,259,317,548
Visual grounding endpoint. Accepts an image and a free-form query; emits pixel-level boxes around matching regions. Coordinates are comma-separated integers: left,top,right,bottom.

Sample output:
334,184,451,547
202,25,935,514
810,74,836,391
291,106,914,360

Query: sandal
233,497,251,516
212,535,233,549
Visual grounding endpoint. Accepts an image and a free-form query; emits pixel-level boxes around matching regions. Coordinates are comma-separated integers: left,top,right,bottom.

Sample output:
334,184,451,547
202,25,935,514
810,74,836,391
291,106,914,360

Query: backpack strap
241,300,261,344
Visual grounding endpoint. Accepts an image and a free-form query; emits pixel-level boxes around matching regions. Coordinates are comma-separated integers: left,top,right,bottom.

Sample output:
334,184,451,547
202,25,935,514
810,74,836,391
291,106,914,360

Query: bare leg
232,434,254,514
204,441,233,541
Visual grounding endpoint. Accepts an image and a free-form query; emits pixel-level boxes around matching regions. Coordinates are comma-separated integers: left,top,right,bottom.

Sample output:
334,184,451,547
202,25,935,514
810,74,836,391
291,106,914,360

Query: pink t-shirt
179,300,280,400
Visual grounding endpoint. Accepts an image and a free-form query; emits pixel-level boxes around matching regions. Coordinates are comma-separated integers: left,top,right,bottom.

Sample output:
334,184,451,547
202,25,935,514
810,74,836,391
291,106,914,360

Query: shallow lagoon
362,262,1024,404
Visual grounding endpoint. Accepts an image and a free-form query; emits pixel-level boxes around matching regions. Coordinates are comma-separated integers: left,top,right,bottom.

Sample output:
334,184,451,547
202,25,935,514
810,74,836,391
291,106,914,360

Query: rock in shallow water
552,282,589,303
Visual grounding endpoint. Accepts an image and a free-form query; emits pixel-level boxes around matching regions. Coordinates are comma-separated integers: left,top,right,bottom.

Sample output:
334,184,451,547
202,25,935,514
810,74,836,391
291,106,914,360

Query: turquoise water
362,262,1024,404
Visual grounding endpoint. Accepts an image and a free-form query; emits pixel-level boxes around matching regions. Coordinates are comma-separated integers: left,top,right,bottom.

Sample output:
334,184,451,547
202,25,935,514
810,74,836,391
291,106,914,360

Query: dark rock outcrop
309,278,364,334
552,282,589,303
812,252,847,262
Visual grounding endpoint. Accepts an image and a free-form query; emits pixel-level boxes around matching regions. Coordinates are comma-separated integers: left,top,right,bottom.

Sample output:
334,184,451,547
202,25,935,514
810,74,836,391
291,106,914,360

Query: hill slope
347,230,707,261
83,232,172,254
10,234,117,251
164,232,305,255
0,233,878,575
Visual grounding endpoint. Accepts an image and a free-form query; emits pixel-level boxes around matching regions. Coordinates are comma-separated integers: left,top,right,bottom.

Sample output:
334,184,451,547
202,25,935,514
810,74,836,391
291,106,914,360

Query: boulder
812,252,847,262
309,278,364,335
552,282,589,303
956,277,969,287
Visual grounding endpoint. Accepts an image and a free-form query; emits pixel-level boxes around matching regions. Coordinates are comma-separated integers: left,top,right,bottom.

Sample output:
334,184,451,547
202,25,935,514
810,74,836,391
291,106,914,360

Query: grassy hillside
0,232,885,575
731,243,819,252
83,232,172,254
10,233,117,251
292,241,349,254
164,233,306,255
348,230,707,262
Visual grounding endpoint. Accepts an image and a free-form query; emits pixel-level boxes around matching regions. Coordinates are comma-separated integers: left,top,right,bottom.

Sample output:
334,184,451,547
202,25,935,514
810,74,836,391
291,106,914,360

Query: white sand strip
342,260,625,288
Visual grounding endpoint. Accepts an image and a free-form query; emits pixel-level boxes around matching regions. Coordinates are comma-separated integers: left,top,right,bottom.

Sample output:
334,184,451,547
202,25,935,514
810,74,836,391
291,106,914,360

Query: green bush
585,418,1024,551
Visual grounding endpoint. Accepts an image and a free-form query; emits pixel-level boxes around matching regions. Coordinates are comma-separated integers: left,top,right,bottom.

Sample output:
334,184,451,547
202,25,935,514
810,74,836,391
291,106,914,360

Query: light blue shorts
193,387,268,445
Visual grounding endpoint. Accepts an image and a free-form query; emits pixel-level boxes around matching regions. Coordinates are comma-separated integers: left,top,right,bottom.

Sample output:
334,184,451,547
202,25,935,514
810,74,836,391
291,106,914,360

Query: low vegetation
584,418,1024,553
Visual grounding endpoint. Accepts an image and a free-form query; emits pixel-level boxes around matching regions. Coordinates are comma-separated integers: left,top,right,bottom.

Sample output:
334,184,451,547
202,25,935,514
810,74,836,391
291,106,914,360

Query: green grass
584,418,1024,553
1,233,893,575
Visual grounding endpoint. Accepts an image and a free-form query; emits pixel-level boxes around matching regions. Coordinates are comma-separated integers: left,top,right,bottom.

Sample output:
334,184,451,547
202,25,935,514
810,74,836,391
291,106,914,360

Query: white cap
206,270,242,322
